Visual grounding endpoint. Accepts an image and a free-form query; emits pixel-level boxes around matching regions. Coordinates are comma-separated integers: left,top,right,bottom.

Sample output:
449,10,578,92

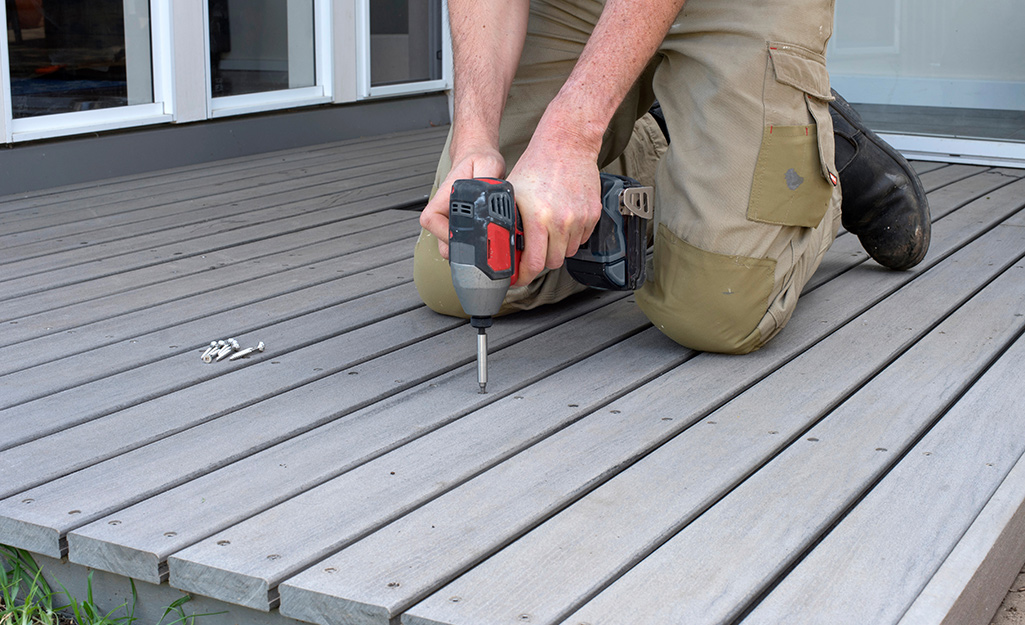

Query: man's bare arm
509,0,687,285
419,0,530,257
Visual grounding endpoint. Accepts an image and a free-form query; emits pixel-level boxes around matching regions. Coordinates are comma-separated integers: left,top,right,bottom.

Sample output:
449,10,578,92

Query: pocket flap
768,43,832,101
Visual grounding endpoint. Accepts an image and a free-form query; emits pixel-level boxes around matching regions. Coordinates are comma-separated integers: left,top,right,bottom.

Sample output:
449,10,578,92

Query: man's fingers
419,204,448,239
514,223,549,286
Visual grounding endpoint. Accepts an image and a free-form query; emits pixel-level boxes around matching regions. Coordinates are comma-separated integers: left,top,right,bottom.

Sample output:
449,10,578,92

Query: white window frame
207,0,334,119
1,0,174,143
355,0,451,99
882,134,1025,169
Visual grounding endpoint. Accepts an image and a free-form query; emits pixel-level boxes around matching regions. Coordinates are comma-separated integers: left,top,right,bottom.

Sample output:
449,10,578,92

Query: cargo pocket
747,42,838,229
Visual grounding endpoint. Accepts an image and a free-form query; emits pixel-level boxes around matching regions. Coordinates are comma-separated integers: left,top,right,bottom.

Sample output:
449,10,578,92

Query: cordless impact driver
448,174,653,393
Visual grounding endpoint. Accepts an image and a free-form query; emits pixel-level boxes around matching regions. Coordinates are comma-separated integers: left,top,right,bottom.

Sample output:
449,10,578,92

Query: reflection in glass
208,0,315,98
5,0,153,118
828,0,1025,142
370,0,442,87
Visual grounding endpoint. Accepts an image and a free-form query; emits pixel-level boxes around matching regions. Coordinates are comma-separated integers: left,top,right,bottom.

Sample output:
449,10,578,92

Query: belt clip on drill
448,178,523,394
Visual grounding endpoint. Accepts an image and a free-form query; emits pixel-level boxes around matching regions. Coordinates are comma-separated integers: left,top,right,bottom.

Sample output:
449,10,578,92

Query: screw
200,341,219,361
215,340,239,361
203,340,226,363
229,342,265,360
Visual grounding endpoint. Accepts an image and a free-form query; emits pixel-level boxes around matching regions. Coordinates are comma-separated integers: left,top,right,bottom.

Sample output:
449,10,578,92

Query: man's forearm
448,0,530,156
537,0,687,157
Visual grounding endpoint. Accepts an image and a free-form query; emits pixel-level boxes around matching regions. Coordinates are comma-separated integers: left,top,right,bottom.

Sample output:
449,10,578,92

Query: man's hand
420,146,505,259
501,0,686,286
507,132,603,287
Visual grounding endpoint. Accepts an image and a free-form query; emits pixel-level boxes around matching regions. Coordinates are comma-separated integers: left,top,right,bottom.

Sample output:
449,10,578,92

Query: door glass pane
209,0,315,98
6,0,153,118
828,0,1025,142
370,0,442,87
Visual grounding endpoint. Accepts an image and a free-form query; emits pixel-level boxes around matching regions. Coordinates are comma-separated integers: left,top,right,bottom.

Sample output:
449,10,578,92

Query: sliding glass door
827,0,1024,162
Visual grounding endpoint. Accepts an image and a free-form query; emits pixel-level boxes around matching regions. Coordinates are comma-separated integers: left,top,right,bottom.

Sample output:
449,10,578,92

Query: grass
1,545,222,625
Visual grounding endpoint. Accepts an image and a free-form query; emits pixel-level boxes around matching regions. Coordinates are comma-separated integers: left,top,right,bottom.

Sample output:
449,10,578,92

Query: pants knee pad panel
636,224,776,354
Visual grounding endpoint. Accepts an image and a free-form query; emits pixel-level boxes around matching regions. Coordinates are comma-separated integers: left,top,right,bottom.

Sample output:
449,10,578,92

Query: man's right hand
420,146,506,260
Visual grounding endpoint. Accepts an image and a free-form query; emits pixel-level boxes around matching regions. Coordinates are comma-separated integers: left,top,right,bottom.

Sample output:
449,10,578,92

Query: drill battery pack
566,174,653,291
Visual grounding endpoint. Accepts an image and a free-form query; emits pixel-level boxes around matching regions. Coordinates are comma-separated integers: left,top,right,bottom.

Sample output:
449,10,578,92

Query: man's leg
635,0,842,354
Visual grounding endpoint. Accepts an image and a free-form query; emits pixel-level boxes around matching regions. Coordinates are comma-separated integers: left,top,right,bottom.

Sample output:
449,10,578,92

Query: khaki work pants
414,0,842,354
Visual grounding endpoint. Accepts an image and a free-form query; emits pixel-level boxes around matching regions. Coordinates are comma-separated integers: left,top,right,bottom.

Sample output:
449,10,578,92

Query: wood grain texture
400,216,1025,625
0,129,443,235
0,149,436,270
1,139,1022,625
0,210,419,320
898,440,1025,625
0,240,418,419
743,299,1025,625
0,289,626,557
562,231,1025,625
167,300,661,610
0,273,421,447
0,127,444,213
68,296,648,585
0,165,433,289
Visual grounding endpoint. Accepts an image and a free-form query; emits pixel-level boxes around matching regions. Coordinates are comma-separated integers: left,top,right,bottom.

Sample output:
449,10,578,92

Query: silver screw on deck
200,341,219,361
214,339,239,361
228,341,266,360
202,340,226,363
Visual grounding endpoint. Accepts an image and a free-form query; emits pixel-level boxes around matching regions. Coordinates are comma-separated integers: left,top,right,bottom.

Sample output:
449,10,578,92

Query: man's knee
635,224,780,355
413,229,468,318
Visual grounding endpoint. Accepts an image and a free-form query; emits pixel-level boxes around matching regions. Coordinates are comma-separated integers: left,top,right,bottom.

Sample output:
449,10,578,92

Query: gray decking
2,126,1025,625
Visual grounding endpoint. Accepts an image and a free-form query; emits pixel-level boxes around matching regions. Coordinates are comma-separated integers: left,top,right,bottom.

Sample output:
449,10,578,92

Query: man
414,0,929,354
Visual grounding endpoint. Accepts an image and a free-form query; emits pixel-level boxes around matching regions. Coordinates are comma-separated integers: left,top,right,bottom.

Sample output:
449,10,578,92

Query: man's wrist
451,124,500,161
534,92,608,161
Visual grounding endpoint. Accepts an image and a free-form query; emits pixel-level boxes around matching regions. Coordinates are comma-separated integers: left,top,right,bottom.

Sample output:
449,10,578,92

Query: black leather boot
830,89,930,270
648,100,669,144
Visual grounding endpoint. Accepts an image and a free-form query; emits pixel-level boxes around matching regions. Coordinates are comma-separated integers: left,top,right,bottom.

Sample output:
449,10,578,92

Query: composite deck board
0,241,421,413
282,180,1025,625
0,127,446,224
1,210,419,320
911,161,951,174
0,287,631,557
0,269,422,442
397,223,1025,625
0,127,445,212
898,417,1025,625
66,295,646,585
915,164,989,191
0,143,439,261
0,290,454,496
0,235,418,382
559,247,1025,625
165,302,670,610
164,172,1024,617
745,323,1025,625
0,158,435,278
1,142,1023,625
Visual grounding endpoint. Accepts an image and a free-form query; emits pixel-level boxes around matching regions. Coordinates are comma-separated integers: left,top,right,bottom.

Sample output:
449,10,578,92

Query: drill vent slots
488,193,513,223
451,201,473,217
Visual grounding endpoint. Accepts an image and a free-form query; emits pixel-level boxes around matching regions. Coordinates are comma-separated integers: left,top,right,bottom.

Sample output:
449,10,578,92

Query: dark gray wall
0,93,450,196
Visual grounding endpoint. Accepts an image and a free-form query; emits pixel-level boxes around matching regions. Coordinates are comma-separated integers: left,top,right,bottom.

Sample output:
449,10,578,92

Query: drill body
448,174,652,393
448,178,523,393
